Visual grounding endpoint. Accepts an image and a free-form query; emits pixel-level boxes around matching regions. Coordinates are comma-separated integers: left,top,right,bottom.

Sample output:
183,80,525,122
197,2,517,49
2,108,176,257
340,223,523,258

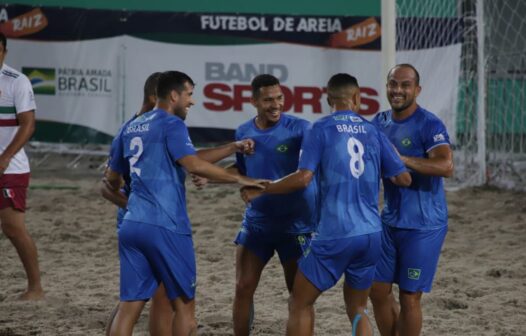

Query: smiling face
252,84,284,128
172,82,195,120
386,66,421,115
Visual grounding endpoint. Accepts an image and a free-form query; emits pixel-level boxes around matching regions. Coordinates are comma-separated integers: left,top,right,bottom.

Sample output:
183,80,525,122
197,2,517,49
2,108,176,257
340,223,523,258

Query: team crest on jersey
401,138,412,147
408,268,421,280
276,144,289,153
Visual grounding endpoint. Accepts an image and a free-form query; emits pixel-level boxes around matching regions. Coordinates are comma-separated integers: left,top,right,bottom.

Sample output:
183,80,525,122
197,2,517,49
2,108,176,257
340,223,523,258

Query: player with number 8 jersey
299,112,402,239
241,74,411,335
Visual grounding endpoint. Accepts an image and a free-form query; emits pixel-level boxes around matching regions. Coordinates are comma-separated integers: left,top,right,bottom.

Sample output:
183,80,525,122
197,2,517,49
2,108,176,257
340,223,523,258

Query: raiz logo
22,67,55,95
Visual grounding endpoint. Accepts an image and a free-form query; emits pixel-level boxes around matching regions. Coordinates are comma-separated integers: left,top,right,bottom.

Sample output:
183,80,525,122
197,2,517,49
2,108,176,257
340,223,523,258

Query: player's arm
178,155,266,189
389,171,412,187
378,130,412,187
190,161,243,188
0,110,35,174
196,139,255,163
401,144,454,178
241,169,313,203
101,168,128,208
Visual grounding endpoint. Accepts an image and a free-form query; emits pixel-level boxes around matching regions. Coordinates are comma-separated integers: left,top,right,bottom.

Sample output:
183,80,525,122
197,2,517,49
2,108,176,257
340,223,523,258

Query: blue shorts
119,220,196,301
374,225,448,293
116,207,126,230
299,232,382,292
234,225,312,264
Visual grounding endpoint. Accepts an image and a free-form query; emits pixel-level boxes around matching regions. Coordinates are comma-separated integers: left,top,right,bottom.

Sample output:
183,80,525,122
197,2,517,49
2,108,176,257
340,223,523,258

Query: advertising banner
0,4,462,144
7,37,121,142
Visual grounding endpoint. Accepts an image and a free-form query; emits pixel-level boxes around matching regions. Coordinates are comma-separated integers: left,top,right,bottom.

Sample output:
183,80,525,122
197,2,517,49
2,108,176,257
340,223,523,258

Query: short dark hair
0,33,6,50
388,63,420,85
156,71,195,99
327,73,359,96
143,72,161,103
251,74,280,98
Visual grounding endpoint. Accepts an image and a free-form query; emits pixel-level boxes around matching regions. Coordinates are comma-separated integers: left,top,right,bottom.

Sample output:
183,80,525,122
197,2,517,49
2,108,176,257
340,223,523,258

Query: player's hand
235,139,255,155
237,176,269,190
0,155,10,176
190,173,208,189
240,186,265,204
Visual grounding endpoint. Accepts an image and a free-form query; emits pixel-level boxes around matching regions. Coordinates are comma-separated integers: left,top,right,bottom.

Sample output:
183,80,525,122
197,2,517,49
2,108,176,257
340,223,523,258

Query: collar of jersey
151,108,185,122
251,113,285,133
389,105,423,125
333,110,359,116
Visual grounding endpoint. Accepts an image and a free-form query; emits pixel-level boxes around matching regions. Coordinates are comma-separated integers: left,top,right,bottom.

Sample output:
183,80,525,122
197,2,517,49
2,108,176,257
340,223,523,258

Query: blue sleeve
379,131,407,178
234,128,247,175
423,118,450,152
298,124,323,173
371,113,381,127
298,118,311,134
108,132,128,175
165,119,196,162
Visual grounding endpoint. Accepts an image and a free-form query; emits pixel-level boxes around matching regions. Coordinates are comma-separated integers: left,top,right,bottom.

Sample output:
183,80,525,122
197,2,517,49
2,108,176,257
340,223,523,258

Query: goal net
394,0,526,190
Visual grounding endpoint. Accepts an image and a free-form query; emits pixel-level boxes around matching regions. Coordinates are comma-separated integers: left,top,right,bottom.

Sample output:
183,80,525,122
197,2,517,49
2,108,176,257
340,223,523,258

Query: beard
174,106,187,120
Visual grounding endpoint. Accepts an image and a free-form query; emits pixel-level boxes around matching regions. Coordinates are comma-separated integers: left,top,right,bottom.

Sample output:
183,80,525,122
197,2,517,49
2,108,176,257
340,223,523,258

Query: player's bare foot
19,289,45,301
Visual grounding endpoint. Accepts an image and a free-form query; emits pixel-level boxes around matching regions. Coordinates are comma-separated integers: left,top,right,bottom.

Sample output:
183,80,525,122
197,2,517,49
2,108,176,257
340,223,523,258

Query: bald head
387,63,420,85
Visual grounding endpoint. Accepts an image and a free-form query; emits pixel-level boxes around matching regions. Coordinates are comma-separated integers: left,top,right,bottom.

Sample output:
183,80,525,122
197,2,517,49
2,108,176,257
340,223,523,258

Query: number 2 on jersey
347,137,365,178
129,136,143,176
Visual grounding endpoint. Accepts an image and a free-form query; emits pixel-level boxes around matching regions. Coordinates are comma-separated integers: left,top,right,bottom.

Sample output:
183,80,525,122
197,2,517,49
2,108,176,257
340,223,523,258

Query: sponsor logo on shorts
2,188,14,199
401,138,412,147
276,144,289,153
408,268,421,280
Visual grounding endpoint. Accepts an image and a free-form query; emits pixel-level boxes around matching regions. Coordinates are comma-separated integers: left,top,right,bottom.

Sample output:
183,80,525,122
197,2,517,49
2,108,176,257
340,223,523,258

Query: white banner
8,37,122,136
397,45,461,144
8,36,460,144
124,37,461,145
122,36,383,128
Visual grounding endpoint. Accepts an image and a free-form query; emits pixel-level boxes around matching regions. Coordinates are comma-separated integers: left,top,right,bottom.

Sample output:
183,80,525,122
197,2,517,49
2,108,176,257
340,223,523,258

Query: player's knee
345,299,367,316
0,221,23,239
399,290,422,310
369,284,391,303
288,290,312,313
235,277,257,297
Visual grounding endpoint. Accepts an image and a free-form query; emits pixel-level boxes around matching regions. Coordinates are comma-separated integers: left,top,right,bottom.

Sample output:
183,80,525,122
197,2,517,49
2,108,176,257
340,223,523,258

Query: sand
0,163,525,335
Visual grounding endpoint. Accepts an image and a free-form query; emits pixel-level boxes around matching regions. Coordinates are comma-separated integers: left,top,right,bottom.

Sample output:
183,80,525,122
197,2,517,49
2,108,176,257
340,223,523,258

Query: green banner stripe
0,106,16,114
32,120,113,144
13,0,380,16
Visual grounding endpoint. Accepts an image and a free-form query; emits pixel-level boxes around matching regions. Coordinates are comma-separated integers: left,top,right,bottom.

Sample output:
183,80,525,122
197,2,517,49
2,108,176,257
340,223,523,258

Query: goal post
384,0,526,190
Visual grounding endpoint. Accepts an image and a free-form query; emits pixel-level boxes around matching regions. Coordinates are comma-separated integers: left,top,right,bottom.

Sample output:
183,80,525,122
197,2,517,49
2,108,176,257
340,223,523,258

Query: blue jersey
299,110,406,240
109,108,196,234
373,106,450,230
236,114,317,234
108,116,136,229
